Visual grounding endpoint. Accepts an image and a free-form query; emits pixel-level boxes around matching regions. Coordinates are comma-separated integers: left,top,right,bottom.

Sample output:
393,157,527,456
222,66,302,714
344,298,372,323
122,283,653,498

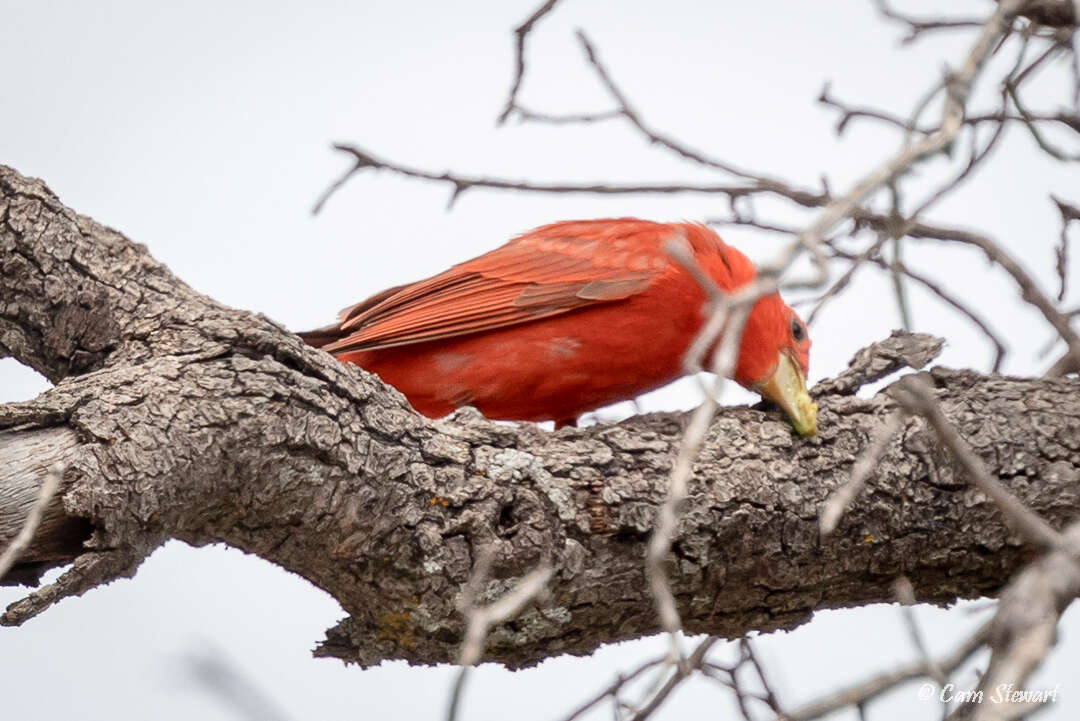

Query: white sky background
1,1,1078,719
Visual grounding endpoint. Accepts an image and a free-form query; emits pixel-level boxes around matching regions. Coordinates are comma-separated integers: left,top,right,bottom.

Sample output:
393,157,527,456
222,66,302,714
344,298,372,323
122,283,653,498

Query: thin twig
663,235,723,305
513,107,623,125
743,639,786,716
820,411,904,535
314,144,789,214
887,188,913,332
648,236,796,656
818,81,921,135
646,306,750,653
873,0,984,45
1051,195,1079,302
806,236,889,325
783,623,990,720
0,463,63,579
628,636,721,721
828,246,1008,372
892,261,1009,374
553,655,668,721
948,523,1080,721
910,94,1011,219
775,0,1027,291
1003,37,1080,160
893,577,947,687
496,0,563,125
892,375,1066,551
447,550,554,721
532,28,832,208
574,31,764,180
858,215,1080,370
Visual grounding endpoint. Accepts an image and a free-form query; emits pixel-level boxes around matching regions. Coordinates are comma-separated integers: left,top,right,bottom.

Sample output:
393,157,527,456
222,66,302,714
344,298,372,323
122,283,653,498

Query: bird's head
734,295,817,436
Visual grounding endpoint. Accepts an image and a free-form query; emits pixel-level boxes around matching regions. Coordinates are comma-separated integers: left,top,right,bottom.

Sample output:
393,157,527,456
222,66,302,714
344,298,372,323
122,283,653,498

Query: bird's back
300,219,756,425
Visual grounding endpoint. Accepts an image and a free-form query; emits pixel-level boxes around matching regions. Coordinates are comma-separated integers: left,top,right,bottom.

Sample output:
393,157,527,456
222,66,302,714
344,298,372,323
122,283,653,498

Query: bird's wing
320,224,673,354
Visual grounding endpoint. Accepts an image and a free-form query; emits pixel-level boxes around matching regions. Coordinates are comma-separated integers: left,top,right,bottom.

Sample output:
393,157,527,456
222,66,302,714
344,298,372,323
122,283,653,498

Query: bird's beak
755,353,818,436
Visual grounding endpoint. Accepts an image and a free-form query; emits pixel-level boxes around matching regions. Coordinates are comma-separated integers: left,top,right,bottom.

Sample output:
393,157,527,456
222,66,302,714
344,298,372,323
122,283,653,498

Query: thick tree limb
2,166,1080,670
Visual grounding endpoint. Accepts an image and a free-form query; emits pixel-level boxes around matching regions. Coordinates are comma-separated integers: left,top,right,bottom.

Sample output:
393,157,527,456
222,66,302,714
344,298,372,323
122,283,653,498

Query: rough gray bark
1,165,1078,669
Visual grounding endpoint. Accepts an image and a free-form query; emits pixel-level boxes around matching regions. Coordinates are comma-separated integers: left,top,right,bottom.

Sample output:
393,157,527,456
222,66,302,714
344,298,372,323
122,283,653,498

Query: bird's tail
296,323,348,350
297,283,410,351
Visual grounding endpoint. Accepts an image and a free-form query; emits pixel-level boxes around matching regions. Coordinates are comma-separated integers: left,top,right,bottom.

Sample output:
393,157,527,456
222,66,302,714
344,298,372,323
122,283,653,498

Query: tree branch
2,165,1080,671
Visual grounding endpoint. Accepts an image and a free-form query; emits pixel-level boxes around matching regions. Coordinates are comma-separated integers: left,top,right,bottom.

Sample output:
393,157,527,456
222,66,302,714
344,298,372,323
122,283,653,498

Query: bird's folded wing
320,234,667,353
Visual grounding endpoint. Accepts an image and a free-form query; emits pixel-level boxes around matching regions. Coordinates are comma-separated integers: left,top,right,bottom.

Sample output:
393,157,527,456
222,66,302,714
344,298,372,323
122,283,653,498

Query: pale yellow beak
755,353,818,436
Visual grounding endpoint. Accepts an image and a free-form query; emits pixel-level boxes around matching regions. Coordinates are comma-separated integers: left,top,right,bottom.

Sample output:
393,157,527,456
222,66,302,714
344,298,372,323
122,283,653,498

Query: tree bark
1,165,1078,668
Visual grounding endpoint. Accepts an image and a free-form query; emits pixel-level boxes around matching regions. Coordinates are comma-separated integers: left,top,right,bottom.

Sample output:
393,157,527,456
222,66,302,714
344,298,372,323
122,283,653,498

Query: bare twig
828,247,1008,372
1052,194,1080,302
1071,32,1080,109
1004,38,1080,161
0,463,63,579
805,235,890,325
447,550,554,721
512,107,623,125
903,76,951,145
969,109,1080,128
858,215,1080,370
663,235,723,305
893,577,948,687
1045,350,1080,376
891,374,1066,551
574,31,766,180
496,0,563,125
553,654,668,721
953,523,1080,721
820,411,904,535
910,97,1011,219
894,262,1008,373
628,636,721,721
773,0,1027,294
887,190,913,332
649,230,808,657
742,639,786,717
875,0,1075,44
707,214,805,237
701,644,780,721
818,81,923,135
492,26,833,209
313,144,791,214
646,304,751,653
873,0,984,45
783,623,990,720
820,42,1076,140
821,78,1080,135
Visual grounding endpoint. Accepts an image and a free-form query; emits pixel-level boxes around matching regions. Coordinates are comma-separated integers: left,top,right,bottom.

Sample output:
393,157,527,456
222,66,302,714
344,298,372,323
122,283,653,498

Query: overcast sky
2,1,1078,720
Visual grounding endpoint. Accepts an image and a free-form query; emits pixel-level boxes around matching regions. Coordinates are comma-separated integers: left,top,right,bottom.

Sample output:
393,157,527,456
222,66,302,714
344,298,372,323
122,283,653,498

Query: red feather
300,219,810,427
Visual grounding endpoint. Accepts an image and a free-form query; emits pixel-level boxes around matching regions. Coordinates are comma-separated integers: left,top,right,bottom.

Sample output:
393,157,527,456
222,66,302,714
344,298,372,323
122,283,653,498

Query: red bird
300,219,817,434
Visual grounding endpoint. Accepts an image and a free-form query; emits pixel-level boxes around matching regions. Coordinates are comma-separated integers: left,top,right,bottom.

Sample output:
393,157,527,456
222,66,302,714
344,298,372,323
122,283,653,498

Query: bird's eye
790,317,805,342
